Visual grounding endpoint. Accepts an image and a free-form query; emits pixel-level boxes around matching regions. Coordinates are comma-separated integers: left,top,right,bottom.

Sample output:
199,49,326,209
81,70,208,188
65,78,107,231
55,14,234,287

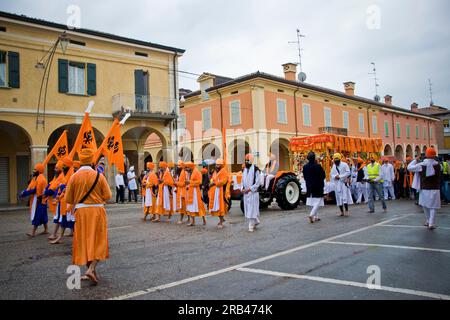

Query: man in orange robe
168,162,176,217
143,162,158,221
185,162,206,226
208,159,229,228
155,161,174,222
65,148,112,285
20,163,48,237
174,161,187,224
47,160,65,241
50,157,75,244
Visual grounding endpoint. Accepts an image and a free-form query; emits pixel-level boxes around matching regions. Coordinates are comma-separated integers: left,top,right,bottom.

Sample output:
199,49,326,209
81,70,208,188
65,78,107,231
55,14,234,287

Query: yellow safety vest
367,163,383,183
443,161,449,175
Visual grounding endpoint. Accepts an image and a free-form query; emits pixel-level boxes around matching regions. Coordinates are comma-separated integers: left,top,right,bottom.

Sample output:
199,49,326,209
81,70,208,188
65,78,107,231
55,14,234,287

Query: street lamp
36,32,70,129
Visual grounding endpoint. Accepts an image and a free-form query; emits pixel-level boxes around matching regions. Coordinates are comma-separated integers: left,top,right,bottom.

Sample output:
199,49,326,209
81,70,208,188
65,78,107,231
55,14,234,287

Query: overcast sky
2,0,449,109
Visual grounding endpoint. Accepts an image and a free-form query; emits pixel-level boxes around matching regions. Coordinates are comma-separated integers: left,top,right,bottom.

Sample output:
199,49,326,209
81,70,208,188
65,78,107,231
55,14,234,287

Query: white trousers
356,183,368,203
309,202,321,218
383,185,396,200
423,207,436,226
265,174,275,190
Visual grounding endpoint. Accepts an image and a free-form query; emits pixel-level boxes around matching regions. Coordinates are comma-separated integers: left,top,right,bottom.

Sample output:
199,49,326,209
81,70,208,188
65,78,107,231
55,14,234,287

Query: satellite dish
298,72,307,82
374,95,380,102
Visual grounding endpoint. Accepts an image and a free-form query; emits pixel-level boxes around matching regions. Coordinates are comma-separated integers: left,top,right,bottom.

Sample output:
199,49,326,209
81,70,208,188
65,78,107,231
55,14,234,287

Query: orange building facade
179,63,438,171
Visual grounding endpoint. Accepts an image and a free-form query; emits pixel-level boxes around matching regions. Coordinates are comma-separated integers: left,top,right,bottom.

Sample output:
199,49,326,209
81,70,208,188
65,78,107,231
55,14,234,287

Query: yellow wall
0,18,181,204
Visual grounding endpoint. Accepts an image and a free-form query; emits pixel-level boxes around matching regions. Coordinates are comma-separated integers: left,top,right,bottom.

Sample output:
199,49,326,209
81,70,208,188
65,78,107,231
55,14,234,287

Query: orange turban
216,159,224,166
159,161,167,169
168,162,175,168
357,157,364,164
201,168,208,174
177,160,185,168
79,148,95,165
185,162,195,169
146,162,154,170
406,156,412,162
34,163,44,174
425,148,436,159
62,157,73,168
245,153,254,162
73,161,81,169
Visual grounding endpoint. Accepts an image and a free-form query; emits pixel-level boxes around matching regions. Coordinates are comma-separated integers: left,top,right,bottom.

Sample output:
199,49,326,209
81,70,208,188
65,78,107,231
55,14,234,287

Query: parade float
289,133,383,202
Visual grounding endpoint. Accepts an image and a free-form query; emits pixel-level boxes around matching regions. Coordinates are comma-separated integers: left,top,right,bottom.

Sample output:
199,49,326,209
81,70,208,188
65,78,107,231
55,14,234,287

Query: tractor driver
264,153,279,191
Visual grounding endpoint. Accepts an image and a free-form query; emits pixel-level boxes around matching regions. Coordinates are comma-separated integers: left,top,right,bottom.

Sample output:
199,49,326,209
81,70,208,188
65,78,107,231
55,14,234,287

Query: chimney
410,102,419,112
384,95,392,106
282,63,297,81
343,82,355,96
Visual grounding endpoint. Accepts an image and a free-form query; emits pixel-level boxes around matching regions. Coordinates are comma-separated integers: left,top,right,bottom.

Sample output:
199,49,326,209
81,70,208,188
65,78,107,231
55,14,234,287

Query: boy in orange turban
143,162,158,221
19,163,49,237
47,160,66,241
208,159,229,228
185,162,206,226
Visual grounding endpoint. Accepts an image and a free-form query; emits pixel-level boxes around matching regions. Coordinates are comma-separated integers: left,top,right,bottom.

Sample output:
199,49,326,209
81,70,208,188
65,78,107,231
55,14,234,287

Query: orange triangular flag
43,130,69,166
93,119,124,172
69,112,97,160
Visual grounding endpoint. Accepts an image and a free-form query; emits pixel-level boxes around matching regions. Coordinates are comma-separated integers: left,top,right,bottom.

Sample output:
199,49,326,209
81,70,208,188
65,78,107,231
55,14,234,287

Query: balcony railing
319,127,348,136
112,93,177,120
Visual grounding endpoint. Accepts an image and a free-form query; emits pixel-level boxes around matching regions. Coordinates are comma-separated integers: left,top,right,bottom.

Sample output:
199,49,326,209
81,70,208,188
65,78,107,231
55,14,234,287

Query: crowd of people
20,149,111,285
302,147,449,230
17,145,448,287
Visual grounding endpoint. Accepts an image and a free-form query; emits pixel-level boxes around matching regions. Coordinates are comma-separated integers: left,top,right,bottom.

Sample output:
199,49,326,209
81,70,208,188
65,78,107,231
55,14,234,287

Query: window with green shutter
396,122,401,138
406,124,410,138
415,125,419,139
384,121,389,137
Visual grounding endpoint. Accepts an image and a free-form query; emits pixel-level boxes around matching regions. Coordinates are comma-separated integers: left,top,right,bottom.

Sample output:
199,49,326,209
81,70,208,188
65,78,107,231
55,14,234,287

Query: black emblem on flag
83,131,93,145
57,146,67,157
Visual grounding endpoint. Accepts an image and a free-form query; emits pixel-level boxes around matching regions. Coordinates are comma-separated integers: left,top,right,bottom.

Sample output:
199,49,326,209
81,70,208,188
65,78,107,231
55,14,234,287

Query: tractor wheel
275,175,301,210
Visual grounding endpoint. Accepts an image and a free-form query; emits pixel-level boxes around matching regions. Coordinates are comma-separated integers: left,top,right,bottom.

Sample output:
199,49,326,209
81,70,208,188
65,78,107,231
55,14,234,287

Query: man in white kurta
330,153,353,216
381,159,396,200
241,154,261,232
407,149,441,230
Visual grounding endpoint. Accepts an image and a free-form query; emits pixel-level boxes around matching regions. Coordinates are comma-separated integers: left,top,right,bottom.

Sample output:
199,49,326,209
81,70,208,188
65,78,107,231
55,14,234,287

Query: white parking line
108,226,133,231
378,224,450,230
325,241,450,253
108,215,410,300
237,267,450,300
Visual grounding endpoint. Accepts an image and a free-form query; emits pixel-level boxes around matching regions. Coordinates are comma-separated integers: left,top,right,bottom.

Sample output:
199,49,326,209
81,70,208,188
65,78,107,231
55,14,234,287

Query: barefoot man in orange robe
143,162,158,221
174,161,187,224
185,162,206,226
155,161,174,222
208,159,229,228
65,148,112,285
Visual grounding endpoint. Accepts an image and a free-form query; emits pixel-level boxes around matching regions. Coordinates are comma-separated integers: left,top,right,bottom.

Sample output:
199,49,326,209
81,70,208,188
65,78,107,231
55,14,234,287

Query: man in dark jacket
302,152,326,223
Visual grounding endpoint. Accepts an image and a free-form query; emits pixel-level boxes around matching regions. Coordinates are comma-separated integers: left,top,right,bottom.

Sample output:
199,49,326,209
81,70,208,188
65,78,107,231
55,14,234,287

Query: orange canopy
289,133,383,154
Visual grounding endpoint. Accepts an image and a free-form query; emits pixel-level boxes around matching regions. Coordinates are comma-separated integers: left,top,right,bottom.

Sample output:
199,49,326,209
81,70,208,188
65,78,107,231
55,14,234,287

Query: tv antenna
428,79,434,106
369,62,380,101
288,28,307,81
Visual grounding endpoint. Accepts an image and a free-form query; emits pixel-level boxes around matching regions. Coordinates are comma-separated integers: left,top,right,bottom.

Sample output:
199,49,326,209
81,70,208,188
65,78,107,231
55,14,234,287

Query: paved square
0,200,449,300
